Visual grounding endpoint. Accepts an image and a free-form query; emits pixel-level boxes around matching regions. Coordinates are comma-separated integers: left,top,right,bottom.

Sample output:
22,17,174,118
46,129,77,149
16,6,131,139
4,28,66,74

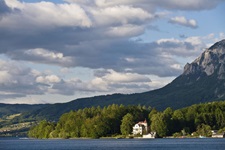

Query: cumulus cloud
0,0,224,103
96,69,151,83
0,59,153,101
2,0,92,29
90,5,153,26
89,69,152,94
7,48,74,67
36,75,61,84
155,37,206,58
0,60,45,99
169,16,198,28
105,24,145,37
57,38,185,77
48,69,152,96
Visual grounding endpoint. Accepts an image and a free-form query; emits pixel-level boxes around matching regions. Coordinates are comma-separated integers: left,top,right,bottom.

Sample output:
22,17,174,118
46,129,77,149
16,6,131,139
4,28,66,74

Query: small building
143,132,156,138
132,119,148,135
212,133,225,138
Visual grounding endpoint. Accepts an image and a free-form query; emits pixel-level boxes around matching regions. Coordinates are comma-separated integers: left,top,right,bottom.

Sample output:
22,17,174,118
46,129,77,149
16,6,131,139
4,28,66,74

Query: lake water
1,138,225,150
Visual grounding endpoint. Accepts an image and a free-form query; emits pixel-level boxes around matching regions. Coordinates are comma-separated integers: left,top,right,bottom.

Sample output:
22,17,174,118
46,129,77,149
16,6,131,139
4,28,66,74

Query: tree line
28,101,225,138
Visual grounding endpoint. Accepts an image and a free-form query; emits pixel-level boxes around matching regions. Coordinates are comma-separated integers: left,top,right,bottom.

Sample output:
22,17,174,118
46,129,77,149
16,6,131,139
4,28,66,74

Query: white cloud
185,36,203,46
36,75,61,84
0,70,11,84
105,24,145,37
101,69,151,83
169,16,198,28
48,69,152,95
94,0,137,7
25,48,63,59
182,33,225,49
90,5,153,26
0,32,223,103
89,69,152,94
3,96,48,104
157,38,180,45
0,62,155,102
0,60,46,99
170,64,182,70
8,48,74,67
0,0,224,103
90,77,108,91
2,0,92,30
219,32,225,39
156,37,206,58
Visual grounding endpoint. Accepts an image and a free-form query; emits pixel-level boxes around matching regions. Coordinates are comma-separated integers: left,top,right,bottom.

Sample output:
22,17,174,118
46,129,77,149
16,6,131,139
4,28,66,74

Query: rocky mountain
184,39,225,78
182,39,225,98
146,39,225,108
1,39,225,121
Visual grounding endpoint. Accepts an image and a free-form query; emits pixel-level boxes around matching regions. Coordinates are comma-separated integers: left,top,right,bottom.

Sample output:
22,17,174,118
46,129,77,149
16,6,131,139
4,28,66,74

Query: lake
1,138,225,150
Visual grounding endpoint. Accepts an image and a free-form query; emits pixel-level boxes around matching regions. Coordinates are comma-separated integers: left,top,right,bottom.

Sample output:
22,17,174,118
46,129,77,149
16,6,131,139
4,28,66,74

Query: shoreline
1,134,223,140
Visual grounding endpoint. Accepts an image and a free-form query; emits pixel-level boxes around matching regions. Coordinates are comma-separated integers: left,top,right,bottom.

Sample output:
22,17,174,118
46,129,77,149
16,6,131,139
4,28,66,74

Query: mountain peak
209,39,225,50
183,39,225,78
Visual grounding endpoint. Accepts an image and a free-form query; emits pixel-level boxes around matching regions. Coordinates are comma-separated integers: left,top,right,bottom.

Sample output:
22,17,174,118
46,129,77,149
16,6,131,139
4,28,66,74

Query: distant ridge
1,39,225,120
0,103,49,118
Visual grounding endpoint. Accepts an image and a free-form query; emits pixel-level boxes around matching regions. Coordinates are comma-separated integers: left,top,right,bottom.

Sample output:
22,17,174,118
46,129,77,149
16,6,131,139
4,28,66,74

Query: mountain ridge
1,39,225,121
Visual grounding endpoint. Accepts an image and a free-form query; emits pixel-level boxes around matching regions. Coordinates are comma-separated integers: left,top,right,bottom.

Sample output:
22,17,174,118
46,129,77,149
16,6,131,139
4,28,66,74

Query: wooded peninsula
28,101,225,139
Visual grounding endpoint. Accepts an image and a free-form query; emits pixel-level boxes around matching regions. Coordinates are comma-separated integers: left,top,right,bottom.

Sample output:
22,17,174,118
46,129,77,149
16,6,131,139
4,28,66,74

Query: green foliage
28,120,55,139
147,101,225,137
0,104,47,118
196,124,212,137
172,110,185,131
218,127,225,133
28,101,225,138
28,104,150,139
148,108,158,123
120,113,135,135
150,112,168,137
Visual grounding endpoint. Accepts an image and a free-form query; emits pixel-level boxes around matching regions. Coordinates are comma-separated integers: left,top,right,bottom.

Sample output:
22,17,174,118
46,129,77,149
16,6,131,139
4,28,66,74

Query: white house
132,119,148,135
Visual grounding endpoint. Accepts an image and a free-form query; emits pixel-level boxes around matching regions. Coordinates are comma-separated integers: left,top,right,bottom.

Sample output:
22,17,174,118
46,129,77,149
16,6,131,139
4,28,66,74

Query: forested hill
0,103,49,118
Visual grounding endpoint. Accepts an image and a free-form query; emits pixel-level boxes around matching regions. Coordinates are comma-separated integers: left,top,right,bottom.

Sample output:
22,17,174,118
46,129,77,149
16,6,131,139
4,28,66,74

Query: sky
0,0,225,104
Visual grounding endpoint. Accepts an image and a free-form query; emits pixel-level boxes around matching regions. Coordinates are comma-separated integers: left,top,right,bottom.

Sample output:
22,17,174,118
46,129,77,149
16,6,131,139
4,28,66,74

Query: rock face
183,39,225,79
179,39,225,99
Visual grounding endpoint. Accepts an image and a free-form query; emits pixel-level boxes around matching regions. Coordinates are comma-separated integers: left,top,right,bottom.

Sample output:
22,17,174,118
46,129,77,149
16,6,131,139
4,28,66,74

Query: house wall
132,121,148,135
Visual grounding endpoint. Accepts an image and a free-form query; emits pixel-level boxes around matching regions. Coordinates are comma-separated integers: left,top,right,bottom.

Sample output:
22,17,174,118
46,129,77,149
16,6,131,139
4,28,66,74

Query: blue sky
0,0,224,104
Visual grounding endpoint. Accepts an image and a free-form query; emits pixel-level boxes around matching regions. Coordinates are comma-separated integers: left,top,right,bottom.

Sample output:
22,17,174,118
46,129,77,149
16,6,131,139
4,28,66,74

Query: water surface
1,138,225,150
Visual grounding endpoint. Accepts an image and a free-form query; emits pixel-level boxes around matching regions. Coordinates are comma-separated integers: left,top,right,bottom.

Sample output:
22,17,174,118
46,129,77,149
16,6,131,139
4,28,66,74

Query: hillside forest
28,101,225,138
